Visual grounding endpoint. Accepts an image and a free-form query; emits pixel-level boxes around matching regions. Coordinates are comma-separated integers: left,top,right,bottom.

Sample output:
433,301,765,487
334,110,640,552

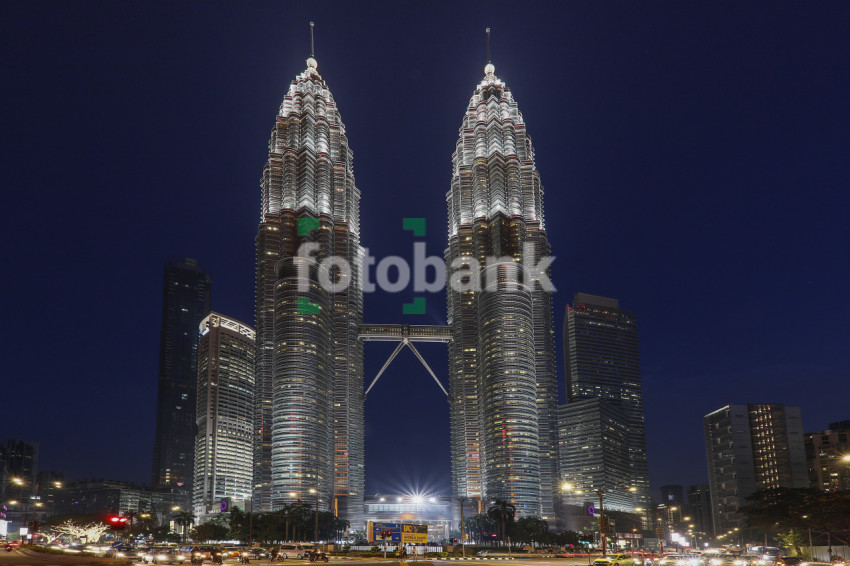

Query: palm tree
487,500,516,545
330,517,350,542
174,511,196,543
464,514,495,544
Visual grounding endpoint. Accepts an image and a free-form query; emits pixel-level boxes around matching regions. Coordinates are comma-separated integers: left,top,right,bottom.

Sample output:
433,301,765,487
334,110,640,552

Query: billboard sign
401,523,428,543
369,522,428,543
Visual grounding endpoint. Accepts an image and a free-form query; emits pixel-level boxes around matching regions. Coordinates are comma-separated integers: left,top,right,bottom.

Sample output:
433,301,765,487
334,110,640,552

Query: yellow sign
401,524,428,543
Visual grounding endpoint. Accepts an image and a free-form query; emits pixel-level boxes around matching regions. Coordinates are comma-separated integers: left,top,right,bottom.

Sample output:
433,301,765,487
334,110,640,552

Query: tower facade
446,62,558,519
562,293,651,514
558,400,632,511
152,257,211,506
254,56,364,525
193,313,255,520
703,403,807,535
805,420,850,492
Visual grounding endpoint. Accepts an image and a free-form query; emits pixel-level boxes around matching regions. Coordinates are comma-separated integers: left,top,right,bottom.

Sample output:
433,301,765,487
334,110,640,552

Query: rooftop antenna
309,21,315,58
486,27,491,63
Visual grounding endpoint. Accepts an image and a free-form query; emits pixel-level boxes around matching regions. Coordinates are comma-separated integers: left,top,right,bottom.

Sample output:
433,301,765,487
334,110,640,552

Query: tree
173,511,196,543
554,530,580,547
50,519,108,545
741,488,850,546
227,506,249,542
349,530,367,545
514,517,549,545
465,514,496,543
324,515,349,542
776,529,808,558
191,522,229,542
487,500,516,544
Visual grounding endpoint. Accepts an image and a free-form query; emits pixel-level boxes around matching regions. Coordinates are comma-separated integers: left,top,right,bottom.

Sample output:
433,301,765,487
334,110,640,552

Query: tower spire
306,22,317,70
484,28,495,76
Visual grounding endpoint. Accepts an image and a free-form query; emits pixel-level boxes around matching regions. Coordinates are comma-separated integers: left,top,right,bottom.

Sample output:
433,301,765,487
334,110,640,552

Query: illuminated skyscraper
254,53,364,525
805,420,850,492
557,400,632,511
562,293,651,515
704,403,807,534
446,61,558,519
152,257,211,507
193,313,255,520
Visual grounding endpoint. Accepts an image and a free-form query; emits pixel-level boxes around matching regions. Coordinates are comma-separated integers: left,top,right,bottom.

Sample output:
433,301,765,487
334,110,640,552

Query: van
278,544,316,560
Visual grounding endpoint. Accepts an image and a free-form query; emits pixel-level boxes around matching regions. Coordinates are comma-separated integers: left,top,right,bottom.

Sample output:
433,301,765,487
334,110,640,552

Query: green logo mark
403,217,426,237
403,297,426,315
297,297,320,314
298,217,320,236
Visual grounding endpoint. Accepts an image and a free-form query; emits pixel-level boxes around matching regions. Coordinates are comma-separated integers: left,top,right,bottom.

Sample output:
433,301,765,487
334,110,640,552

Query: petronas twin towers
254,49,557,528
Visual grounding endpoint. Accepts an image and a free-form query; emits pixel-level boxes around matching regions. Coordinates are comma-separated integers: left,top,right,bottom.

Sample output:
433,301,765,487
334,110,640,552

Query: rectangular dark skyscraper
151,257,211,505
562,293,651,514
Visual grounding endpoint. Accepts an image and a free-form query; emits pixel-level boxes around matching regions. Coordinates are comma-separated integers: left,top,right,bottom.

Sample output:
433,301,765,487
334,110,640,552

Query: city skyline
2,2,849,500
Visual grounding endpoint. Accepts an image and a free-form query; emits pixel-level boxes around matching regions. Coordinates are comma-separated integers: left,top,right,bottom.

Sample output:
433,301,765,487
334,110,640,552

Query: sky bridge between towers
359,324,452,397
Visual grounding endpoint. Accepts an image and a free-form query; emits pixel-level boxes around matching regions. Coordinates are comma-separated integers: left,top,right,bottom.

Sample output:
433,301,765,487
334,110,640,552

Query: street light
562,482,636,557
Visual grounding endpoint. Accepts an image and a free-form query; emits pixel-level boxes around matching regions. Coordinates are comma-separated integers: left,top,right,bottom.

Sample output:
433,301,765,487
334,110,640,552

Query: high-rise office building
0,439,39,531
561,294,650,514
660,485,684,507
558,400,631,513
151,257,212,507
193,312,255,520
703,403,808,535
254,54,364,525
446,61,558,519
1,439,38,499
686,484,713,538
804,420,850,492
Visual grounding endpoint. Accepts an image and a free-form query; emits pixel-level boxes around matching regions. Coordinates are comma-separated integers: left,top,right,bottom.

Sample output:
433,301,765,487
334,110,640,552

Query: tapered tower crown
261,62,359,236
447,66,544,237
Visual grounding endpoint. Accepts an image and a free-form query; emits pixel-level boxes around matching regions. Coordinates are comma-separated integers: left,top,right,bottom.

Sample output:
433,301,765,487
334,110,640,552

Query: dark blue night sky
2,1,849,502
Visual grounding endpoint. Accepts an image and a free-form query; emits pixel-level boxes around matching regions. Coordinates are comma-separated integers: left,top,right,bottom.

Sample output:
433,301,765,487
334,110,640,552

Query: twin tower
253,53,558,529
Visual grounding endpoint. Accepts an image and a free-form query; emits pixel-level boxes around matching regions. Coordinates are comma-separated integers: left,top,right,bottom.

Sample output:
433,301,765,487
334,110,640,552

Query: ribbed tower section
446,63,558,520
254,57,364,527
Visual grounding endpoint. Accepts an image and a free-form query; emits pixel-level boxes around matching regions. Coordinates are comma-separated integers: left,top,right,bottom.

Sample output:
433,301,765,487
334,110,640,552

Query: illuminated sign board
401,523,428,543
369,522,428,543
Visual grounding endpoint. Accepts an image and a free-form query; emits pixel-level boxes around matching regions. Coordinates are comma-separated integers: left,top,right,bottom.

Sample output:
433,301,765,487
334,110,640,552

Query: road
0,551,593,566
0,549,127,566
